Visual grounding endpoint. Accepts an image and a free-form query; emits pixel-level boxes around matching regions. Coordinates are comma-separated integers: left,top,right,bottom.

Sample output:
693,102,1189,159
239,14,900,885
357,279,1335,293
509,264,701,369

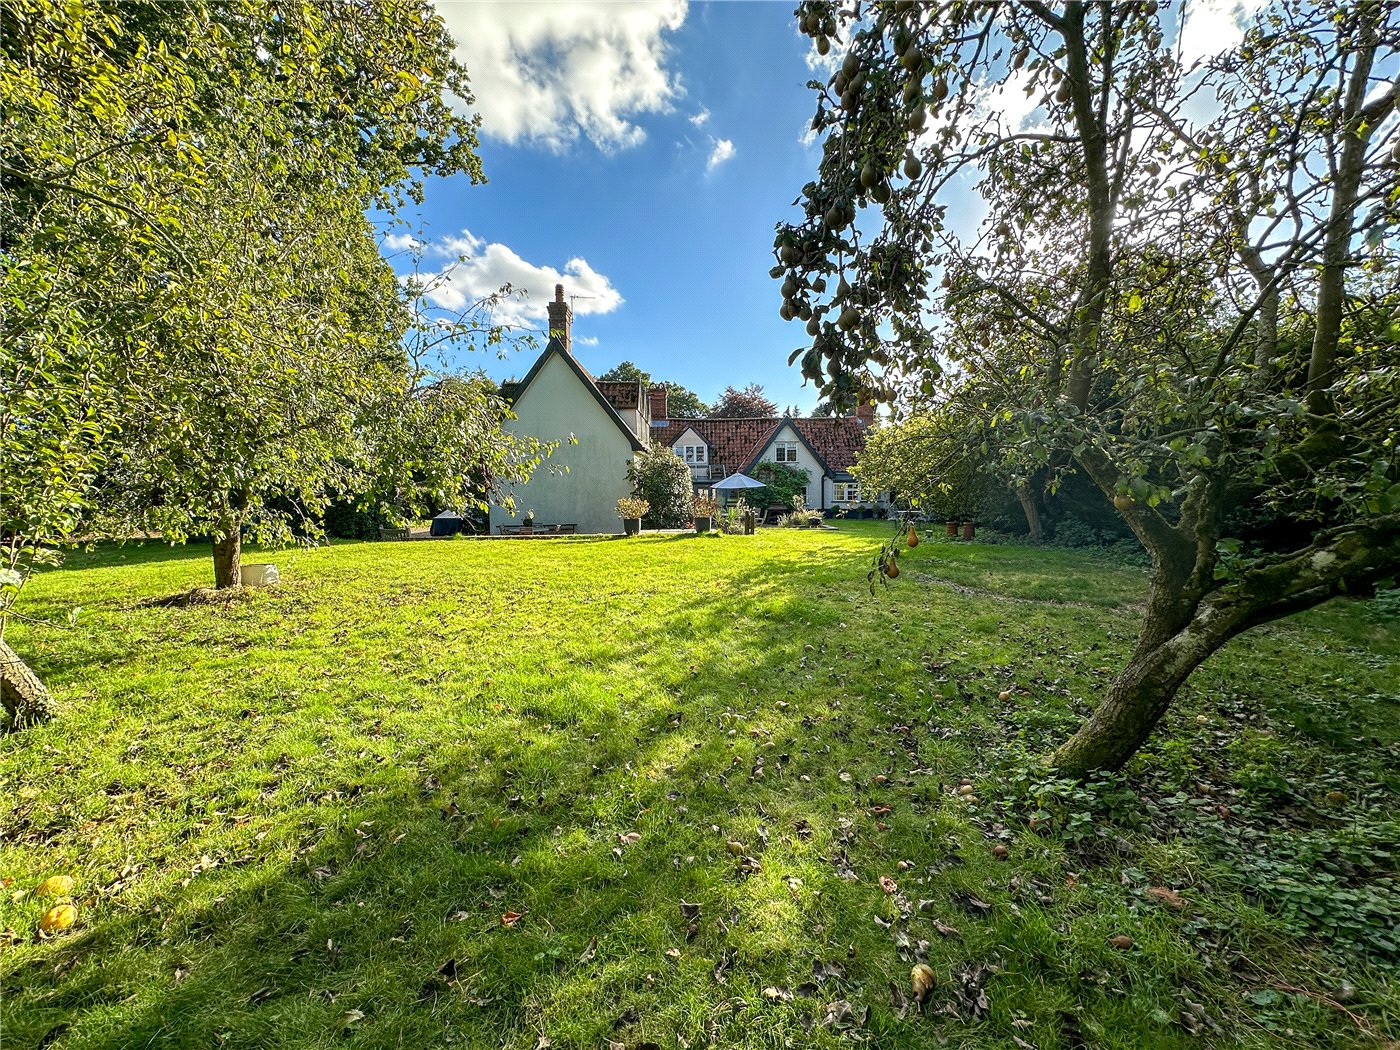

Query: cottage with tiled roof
490,285,884,534
653,407,881,511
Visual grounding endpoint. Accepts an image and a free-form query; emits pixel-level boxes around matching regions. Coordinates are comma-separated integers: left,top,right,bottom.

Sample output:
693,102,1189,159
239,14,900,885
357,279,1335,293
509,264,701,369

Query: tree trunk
1051,616,1218,775
1052,512,1400,776
1016,482,1044,544
1,638,57,728
213,531,242,589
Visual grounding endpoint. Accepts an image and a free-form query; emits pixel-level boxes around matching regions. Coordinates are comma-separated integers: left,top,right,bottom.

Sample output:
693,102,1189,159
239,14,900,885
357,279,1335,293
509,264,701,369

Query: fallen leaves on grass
500,911,524,927
945,961,997,1020
1145,886,1185,909
821,999,868,1032
712,947,736,984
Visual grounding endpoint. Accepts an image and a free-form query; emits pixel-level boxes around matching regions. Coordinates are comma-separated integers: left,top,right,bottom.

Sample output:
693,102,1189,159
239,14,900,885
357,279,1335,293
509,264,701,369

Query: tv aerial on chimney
569,294,595,311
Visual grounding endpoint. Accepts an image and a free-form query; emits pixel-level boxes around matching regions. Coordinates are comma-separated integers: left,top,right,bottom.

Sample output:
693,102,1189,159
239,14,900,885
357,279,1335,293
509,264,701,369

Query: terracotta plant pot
962,520,976,541
946,520,959,538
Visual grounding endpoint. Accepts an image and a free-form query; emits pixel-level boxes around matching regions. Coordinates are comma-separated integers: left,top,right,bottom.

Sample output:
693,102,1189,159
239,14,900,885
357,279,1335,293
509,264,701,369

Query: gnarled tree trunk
1,638,57,728
1053,512,1400,776
212,531,242,589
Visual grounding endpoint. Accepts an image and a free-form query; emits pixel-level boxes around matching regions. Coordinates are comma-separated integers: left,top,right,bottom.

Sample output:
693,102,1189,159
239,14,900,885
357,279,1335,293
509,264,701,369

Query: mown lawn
2,524,1397,1049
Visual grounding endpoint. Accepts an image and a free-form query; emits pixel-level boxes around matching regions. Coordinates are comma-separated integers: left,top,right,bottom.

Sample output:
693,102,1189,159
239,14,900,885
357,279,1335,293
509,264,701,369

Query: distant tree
597,361,651,384
627,443,694,528
598,361,709,418
664,386,709,419
710,384,778,418
857,412,1006,527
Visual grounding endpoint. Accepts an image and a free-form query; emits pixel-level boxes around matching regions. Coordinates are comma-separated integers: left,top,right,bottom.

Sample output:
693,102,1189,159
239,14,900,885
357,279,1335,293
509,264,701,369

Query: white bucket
240,563,279,587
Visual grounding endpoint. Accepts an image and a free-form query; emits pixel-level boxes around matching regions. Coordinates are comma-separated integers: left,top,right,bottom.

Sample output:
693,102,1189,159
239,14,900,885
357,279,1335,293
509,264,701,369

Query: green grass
2,524,1397,1049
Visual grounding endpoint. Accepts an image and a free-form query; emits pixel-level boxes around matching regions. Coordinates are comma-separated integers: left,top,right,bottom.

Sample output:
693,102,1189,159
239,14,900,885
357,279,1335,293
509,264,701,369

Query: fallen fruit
911,963,936,1001
40,904,77,933
991,844,1009,859
1109,934,1134,950
998,690,1012,701
34,875,75,898
726,841,745,856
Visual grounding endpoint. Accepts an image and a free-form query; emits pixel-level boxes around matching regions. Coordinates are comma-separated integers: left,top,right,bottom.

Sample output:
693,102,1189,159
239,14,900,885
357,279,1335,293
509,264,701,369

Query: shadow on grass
7,540,970,1049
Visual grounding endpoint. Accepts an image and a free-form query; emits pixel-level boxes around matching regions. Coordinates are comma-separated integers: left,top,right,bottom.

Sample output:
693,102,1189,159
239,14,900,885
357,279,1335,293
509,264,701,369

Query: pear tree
776,0,1400,774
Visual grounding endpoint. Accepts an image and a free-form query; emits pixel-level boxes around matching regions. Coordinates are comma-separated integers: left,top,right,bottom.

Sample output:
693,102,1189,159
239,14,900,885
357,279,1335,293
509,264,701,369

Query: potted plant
617,497,649,536
693,494,718,533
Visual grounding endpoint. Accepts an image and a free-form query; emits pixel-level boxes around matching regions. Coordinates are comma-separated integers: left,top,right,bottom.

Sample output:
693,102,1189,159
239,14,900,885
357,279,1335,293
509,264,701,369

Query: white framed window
680,444,707,464
775,442,799,463
835,481,862,502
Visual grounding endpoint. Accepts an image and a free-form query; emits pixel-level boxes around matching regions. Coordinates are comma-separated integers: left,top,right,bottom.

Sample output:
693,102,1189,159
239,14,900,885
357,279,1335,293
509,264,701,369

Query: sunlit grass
1,524,1396,1048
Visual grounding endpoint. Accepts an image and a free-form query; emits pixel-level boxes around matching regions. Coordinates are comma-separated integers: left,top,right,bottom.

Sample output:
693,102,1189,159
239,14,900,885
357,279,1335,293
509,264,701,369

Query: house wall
489,352,637,535
620,405,647,439
752,423,827,510
668,426,716,483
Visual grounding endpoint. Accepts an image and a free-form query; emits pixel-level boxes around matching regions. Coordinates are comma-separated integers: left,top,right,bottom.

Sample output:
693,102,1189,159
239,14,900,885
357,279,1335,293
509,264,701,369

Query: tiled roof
663,415,872,476
667,417,780,473
790,417,869,473
596,381,642,411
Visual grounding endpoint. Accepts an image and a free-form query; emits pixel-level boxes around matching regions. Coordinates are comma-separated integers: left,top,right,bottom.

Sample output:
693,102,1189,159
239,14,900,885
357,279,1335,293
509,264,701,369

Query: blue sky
380,1,855,413
380,0,1267,412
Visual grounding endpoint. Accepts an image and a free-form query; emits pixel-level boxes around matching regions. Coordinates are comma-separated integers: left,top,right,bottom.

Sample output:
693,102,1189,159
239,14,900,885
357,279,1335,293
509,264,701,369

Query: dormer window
681,444,707,464
775,442,798,463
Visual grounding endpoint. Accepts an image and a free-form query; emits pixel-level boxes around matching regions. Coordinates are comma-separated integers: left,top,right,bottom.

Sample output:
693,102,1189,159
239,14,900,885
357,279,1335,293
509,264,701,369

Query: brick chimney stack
856,397,875,424
648,385,669,424
546,283,572,352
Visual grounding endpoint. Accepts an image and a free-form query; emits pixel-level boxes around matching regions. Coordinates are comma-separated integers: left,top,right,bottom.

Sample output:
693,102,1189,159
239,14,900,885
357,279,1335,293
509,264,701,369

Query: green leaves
2,0,489,599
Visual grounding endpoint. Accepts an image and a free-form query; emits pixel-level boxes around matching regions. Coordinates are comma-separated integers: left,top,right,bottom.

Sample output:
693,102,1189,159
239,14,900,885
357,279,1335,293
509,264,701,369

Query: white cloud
434,0,688,152
414,229,623,328
972,67,1045,135
1178,0,1268,67
576,335,600,346
689,106,710,126
706,138,736,172
383,232,424,252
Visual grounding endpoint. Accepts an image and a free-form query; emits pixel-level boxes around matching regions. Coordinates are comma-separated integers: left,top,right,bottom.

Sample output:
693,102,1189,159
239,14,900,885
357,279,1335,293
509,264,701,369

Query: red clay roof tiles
662,415,869,476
